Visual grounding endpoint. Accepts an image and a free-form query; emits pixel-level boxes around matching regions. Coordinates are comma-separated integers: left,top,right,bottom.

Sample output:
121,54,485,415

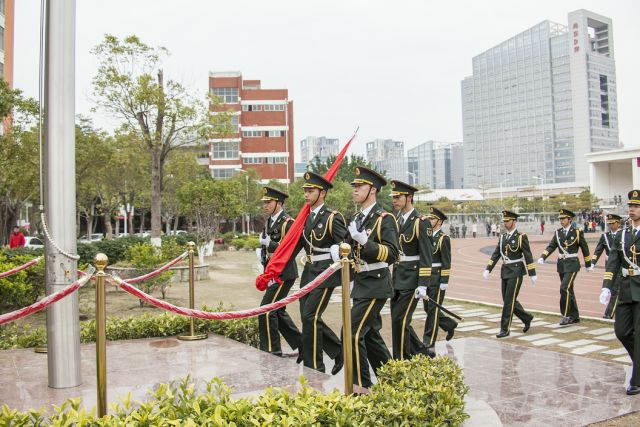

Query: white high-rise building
408,141,464,189
300,136,340,164
462,9,619,189
366,139,406,181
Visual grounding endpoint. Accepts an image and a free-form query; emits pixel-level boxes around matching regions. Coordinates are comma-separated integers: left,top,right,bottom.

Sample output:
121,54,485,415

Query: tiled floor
0,335,638,426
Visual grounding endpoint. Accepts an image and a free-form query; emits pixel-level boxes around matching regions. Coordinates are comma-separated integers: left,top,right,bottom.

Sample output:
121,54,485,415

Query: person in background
461,223,467,239
9,226,26,249
472,222,478,238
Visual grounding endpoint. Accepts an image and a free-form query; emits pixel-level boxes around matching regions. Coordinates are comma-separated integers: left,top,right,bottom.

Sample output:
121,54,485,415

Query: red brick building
208,71,294,183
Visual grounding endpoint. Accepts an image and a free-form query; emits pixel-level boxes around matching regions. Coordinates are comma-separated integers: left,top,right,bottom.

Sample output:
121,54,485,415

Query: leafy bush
0,253,45,314
0,356,468,426
231,239,245,250
245,235,261,250
77,236,147,265
125,243,175,303
0,303,258,350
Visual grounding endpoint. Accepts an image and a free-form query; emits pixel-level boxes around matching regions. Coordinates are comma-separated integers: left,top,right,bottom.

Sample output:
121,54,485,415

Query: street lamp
531,175,544,213
499,172,512,206
234,168,250,234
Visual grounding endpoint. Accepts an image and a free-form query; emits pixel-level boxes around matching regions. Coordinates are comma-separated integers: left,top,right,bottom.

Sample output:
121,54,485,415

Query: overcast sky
13,0,640,160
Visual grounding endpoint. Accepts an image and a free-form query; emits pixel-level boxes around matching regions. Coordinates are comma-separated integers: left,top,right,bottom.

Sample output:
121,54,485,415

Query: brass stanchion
340,243,353,395
178,242,208,341
94,253,108,418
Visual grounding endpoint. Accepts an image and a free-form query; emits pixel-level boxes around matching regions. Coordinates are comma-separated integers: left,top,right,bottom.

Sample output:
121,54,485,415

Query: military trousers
423,284,458,347
258,279,301,355
299,286,341,372
351,298,391,388
614,301,640,386
390,289,420,360
559,271,580,319
500,275,533,332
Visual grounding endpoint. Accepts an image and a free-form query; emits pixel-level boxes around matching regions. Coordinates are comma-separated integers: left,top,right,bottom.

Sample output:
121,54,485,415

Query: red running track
446,234,607,318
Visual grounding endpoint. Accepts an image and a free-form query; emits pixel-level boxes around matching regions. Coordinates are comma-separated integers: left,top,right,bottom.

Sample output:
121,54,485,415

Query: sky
13,0,640,161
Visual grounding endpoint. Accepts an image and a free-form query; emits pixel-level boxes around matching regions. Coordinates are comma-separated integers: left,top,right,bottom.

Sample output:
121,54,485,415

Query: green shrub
0,356,468,426
0,253,45,314
231,239,245,250
0,303,259,350
245,236,261,250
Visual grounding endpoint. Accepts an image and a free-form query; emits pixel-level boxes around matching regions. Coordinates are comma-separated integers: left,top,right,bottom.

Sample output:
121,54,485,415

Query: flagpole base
178,333,208,341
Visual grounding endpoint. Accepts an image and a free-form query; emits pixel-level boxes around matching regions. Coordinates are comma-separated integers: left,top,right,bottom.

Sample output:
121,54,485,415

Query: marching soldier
599,190,640,395
592,213,623,319
348,166,399,389
483,210,536,338
538,208,593,325
420,207,458,357
389,180,433,360
294,172,347,374
257,187,302,356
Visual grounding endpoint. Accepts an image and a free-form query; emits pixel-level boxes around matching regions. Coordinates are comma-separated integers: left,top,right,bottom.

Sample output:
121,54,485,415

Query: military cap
558,208,575,219
390,180,418,196
428,207,447,221
606,213,622,224
302,171,333,191
628,190,640,205
502,210,519,221
350,166,387,190
260,186,289,203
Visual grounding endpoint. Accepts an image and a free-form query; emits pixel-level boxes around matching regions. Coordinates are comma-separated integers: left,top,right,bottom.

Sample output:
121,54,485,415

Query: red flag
255,128,358,291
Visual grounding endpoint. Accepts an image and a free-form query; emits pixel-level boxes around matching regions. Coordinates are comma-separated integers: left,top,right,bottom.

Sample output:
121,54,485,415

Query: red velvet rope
0,257,42,279
123,252,189,284
113,261,342,320
0,267,96,325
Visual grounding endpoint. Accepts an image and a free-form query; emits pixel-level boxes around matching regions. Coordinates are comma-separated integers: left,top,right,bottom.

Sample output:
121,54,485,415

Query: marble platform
1,335,639,426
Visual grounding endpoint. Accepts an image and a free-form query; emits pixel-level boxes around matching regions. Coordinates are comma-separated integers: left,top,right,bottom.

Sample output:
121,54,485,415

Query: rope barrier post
94,253,108,418
178,242,208,341
339,243,353,395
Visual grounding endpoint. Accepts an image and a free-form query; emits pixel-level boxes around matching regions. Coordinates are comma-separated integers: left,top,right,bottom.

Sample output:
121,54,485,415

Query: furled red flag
255,128,359,291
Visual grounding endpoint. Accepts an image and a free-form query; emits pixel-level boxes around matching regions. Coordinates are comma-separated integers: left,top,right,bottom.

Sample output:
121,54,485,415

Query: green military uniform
422,207,458,350
601,190,640,394
389,180,433,360
258,187,301,356
593,214,623,318
539,208,592,324
294,172,347,373
349,167,399,388
486,211,535,337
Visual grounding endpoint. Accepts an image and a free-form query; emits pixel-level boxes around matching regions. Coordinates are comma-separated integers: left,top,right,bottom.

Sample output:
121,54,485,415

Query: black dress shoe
421,346,436,358
627,385,640,395
569,317,580,324
559,317,570,326
296,352,303,364
446,328,455,341
496,330,510,338
523,318,532,333
331,354,344,375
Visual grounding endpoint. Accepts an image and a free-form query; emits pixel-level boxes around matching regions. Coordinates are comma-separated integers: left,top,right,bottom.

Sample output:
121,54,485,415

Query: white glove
414,286,427,299
586,265,594,273
440,283,448,291
482,270,490,280
267,279,277,288
259,234,270,246
348,221,368,246
330,244,340,262
591,261,596,268
256,247,262,261
599,288,611,305
530,275,538,285
537,258,544,265
349,281,354,293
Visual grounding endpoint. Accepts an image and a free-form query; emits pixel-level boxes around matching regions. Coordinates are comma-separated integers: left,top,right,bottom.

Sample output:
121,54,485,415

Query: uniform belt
558,253,578,259
399,255,420,262
432,263,442,267
502,257,524,265
355,261,389,272
622,268,640,277
305,253,331,263
310,246,331,253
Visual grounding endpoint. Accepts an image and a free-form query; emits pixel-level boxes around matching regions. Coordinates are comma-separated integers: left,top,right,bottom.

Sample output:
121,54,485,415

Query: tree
91,35,210,245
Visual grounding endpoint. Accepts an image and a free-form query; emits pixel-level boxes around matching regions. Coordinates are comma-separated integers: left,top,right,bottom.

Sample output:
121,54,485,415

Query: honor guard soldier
257,187,301,356
593,213,623,319
599,191,640,395
348,166,399,389
389,180,433,360
483,210,536,338
538,208,593,325
420,207,457,357
294,172,347,374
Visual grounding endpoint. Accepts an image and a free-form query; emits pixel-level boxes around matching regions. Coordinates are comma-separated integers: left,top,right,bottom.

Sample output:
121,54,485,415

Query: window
0,0,4,15
211,87,239,103
266,156,288,164
243,157,263,164
242,104,262,112
242,130,263,137
212,169,235,179
267,130,285,137
211,140,239,159
0,27,4,50
263,104,285,111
